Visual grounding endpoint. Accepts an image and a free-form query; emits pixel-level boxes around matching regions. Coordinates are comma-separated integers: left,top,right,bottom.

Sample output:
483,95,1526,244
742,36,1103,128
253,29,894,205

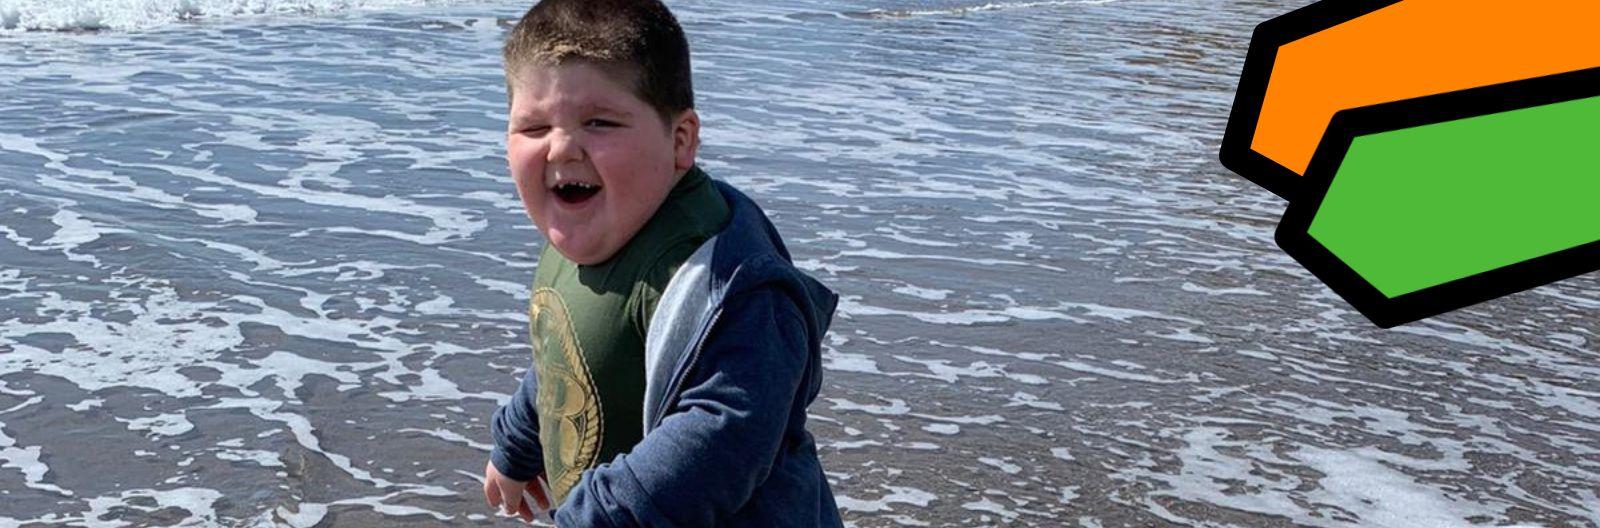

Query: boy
480,1,844,527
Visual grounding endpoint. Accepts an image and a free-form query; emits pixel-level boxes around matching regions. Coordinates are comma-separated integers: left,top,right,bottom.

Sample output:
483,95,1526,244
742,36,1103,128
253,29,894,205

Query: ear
671,108,701,173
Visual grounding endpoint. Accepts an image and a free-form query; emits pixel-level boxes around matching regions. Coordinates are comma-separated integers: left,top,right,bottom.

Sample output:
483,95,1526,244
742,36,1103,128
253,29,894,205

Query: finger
498,477,524,516
525,478,551,512
484,475,501,510
516,495,535,523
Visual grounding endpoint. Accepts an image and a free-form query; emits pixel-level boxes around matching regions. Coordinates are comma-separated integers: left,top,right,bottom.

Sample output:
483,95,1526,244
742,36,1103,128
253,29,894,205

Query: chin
550,236,616,266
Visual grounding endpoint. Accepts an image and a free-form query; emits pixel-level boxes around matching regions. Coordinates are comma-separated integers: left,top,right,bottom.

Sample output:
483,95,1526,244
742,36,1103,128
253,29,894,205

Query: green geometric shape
1308,95,1600,298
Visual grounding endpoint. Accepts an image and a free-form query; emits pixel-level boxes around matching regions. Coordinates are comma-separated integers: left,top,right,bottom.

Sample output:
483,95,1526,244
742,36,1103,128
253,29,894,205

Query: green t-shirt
528,166,729,504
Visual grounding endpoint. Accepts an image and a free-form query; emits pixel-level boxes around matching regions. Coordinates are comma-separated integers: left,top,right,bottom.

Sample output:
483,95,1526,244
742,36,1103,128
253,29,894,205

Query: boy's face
506,62,698,265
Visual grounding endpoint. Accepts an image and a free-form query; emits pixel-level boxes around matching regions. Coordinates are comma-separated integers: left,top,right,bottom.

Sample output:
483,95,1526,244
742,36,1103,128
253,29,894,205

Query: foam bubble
0,0,475,32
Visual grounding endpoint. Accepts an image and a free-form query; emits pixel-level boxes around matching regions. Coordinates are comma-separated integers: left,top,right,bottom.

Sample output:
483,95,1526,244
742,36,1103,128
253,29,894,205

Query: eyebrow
579,103,634,119
509,103,635,126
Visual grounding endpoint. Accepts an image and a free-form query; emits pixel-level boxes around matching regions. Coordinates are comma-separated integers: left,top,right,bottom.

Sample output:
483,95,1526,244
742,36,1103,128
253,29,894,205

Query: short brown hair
503,0,694,124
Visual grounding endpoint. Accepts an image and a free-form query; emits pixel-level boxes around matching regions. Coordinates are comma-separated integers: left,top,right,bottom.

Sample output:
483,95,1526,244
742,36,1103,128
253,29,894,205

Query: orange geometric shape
1226,0,1600,196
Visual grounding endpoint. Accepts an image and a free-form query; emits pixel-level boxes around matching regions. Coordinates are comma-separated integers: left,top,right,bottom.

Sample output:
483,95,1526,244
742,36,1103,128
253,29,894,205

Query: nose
546,128,584,164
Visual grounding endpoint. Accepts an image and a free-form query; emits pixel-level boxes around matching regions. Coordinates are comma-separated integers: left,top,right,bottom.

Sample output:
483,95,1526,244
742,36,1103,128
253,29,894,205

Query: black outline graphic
1219,0,1599,327
1277,67,1600,328
1219,0,1407,201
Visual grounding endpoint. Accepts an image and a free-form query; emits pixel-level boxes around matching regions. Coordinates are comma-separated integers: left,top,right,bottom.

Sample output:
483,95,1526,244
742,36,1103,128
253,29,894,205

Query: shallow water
1,0,1597,526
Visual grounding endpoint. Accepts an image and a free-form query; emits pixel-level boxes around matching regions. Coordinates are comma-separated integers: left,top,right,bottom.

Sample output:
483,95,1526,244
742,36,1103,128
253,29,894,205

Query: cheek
507,141,549,214
507,142,544,187
600,160,665,211
592,133,674,187
602,156,677,227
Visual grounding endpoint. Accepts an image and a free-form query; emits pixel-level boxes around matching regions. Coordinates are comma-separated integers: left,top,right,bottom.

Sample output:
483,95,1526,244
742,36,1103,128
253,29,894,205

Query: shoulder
630,231,715,311
707,285,812,363
715,255,820,348
639,237,704,291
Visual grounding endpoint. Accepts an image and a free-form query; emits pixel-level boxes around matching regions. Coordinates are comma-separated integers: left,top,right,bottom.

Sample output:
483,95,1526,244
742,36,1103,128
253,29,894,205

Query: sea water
1,0,1597,526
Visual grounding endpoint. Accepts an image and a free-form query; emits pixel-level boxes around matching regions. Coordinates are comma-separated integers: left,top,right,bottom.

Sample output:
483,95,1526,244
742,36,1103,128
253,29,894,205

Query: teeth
556,182,599,190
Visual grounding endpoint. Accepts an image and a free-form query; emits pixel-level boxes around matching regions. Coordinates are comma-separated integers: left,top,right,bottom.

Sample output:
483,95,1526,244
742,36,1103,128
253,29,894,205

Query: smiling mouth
552,181,602,205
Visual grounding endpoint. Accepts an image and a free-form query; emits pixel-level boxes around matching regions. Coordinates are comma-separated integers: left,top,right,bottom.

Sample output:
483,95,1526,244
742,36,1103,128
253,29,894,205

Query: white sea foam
909,413,1004,425
39,168,256,224
2,0,1595,523
835,485,937,513
0,0,473,32
978,457,1021,475
1005,391,1064,411
396,427,492,451
961,495,1021,523
214,448,285,467
118,412,197,438
0,422,73,496
77,487,224,526
891,284,952,301
103,160,484,246
827,397,911,416
822,348,890,376
1180,281,1268,297
1299,446,1503,526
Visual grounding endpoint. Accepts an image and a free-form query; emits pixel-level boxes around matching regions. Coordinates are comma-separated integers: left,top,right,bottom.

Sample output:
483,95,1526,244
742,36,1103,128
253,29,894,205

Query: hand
483,460,552,524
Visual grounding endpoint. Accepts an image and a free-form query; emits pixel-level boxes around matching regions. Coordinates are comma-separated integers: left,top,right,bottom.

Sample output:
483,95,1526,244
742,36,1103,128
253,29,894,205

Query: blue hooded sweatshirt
491,179,845,527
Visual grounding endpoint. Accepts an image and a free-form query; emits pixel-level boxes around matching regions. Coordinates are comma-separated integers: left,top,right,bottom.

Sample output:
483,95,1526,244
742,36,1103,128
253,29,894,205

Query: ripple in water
1,0,1595,526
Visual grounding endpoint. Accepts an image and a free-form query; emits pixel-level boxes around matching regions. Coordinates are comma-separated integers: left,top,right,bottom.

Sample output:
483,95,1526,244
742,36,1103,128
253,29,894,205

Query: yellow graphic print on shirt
530,288,602,504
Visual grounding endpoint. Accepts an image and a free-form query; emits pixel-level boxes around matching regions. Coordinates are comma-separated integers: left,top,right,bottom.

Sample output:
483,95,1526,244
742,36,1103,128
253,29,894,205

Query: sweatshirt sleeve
555,288,811,528
489,366,546,482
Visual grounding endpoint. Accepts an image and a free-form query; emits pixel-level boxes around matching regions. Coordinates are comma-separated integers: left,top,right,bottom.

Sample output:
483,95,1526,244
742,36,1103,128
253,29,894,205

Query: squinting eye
586,119,620,128
520,125,549,135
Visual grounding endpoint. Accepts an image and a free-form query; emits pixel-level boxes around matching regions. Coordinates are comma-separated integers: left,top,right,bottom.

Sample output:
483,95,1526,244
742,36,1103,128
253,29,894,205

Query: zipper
648,307,724,432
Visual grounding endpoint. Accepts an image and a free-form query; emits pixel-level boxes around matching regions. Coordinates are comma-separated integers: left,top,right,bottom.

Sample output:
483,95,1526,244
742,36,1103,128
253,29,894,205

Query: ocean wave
852,0,1117,19
0,0,473,32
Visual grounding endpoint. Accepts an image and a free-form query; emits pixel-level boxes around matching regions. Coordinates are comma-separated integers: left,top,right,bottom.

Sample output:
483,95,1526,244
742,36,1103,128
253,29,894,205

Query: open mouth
552,181,602,205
